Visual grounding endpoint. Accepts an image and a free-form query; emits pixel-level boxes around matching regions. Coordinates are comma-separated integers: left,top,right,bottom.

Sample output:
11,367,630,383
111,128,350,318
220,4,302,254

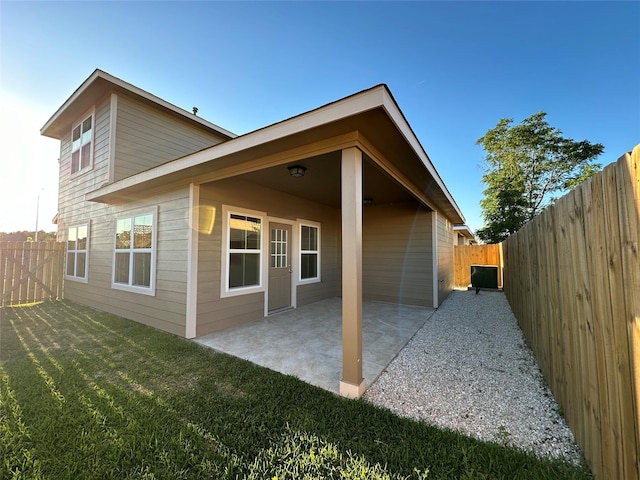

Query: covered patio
85,83,464,398
194,298,435,394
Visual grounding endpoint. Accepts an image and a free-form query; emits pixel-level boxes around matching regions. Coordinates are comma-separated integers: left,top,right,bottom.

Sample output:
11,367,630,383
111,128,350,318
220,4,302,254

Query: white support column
185,184,199,339
340,147,365,398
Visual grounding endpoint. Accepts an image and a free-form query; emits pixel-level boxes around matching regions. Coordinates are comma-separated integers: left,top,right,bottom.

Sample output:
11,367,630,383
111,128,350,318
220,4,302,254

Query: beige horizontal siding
63,188,192,336
362,202,434,307
57,97,113,237
114,95,226,181
437,213,454,304
196,177,340,336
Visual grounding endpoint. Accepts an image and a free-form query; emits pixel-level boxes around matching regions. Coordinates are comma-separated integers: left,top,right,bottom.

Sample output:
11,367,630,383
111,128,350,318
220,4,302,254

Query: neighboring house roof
453,224,476,240
40,69,236,140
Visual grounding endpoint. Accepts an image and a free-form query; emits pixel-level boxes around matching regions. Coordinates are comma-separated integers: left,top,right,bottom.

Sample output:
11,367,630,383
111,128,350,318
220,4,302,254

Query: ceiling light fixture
287,165,307,177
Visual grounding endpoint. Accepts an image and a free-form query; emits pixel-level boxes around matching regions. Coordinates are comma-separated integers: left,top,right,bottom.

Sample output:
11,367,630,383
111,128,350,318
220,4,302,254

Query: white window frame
65,223,90,283
220,205,266,298
70,109,95,175
111,207,157,296
298,220,321,284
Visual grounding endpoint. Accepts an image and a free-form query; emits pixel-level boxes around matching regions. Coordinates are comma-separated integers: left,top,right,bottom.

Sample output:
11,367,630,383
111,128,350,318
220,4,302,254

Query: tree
0,230,57,242
476,112,603,243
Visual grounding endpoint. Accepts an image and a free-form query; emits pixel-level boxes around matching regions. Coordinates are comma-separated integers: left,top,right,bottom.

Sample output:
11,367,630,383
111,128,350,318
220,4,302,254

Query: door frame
264,217,297,316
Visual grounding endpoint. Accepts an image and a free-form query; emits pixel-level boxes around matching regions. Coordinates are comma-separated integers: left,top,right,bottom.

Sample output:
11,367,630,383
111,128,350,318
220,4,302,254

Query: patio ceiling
240,151,418,209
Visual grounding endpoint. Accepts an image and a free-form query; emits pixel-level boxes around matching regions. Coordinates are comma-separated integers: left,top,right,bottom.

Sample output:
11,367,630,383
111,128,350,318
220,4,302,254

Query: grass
1,300,592,480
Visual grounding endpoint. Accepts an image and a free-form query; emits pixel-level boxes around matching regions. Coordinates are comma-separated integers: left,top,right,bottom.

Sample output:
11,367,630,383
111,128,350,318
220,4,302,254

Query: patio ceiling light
287,165,306,177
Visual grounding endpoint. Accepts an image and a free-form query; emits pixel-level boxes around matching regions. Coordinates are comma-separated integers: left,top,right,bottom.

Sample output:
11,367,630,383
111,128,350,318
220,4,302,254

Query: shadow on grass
0,300,592,479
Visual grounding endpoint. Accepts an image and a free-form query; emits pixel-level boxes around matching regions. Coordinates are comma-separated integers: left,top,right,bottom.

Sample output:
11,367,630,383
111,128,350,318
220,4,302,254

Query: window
299,223,320,282
71,114,93,174
221,207,264,296
228,213,261,288
113,211,156,294
270,228,287,268
66,224,89,282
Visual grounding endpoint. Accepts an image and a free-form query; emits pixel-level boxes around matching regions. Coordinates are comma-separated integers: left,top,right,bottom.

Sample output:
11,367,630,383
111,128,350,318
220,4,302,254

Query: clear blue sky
1,1,638,233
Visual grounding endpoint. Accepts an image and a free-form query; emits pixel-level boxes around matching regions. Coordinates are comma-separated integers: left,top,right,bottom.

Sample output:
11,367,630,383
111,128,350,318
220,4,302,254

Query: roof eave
378,88,465,225
84,83,465,224
40,69,236,140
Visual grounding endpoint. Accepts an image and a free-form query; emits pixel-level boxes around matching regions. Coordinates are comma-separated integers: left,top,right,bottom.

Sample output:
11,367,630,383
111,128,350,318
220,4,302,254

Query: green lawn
1,300,591,479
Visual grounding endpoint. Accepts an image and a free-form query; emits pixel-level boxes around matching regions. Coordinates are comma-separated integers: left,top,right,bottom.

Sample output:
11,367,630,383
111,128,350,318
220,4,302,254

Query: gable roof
40,69,236,140
83,83,464,223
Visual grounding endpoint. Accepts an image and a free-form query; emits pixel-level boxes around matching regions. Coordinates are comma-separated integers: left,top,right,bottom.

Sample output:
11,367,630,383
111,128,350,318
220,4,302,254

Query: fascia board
41,69,236,139
41,69,102,136
379,89,466,224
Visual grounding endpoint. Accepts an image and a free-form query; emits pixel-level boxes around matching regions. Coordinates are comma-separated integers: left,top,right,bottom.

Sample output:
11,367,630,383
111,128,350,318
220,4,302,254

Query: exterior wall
113,94,226,181
362,202,434,307
56,95,112,235
63,188,191,336
437,213,455,304
54,91,231,337
55,97,191,334
196,178,341,336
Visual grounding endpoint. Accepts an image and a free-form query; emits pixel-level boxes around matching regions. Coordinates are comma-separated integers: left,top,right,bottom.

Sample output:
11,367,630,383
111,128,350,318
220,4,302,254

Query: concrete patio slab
194,298,435,394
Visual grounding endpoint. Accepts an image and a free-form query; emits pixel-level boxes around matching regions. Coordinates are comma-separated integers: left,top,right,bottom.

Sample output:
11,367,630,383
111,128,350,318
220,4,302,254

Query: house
454,224,477,245
41,70,465,397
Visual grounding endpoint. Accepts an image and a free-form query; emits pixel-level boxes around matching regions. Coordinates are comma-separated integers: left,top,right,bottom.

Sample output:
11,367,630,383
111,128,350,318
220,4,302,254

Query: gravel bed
364,289,584,465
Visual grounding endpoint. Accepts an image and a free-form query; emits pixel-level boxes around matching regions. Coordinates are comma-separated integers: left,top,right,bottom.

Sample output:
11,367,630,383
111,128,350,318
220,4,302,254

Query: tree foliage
476,112,603,243
0,230,57,242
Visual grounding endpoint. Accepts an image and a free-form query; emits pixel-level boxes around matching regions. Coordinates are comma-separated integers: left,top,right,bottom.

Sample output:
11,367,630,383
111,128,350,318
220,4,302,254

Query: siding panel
196,178,340,336
114,95,226,181
63,188,192,336
362,202,434,307
437,213,455,303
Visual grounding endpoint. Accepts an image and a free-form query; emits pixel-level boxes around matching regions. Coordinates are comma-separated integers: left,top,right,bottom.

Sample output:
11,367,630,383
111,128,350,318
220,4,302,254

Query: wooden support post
340,147,365,398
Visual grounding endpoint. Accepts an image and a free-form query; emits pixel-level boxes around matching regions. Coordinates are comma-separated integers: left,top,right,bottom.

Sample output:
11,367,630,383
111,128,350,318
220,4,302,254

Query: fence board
0,241,65,306
453,244,503,288
502,145,640,480
622,145,640,478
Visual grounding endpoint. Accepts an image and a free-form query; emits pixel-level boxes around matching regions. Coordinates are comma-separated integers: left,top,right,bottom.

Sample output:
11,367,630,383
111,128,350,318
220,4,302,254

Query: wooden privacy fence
454,243,503,288
502,145,640,480
0,241,65,307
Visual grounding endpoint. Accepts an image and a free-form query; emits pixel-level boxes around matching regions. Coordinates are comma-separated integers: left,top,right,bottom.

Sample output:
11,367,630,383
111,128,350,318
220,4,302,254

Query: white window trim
111,206,158,296
220,205,266,298
297,219,321,284
65,223,90,284
70,108,95,176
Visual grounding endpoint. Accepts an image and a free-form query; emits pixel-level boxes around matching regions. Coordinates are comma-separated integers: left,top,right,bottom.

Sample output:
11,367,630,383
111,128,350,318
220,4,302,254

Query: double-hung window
71,113,93,174
299,222,320,282
222,207,263,296
66,224,89,282
113,211,156,294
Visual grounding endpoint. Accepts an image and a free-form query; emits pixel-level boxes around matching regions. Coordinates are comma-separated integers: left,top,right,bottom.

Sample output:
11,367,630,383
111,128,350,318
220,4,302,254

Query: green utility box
471,265,499,289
